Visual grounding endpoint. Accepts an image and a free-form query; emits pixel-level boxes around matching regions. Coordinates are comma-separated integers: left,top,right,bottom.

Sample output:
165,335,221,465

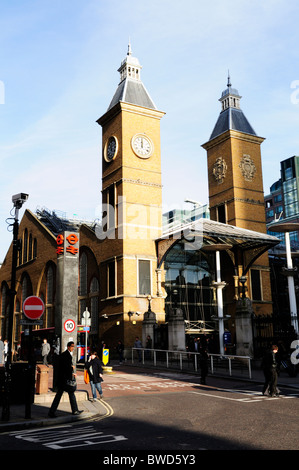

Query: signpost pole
22,296,45,419
82,309,90,363
24,324,33,419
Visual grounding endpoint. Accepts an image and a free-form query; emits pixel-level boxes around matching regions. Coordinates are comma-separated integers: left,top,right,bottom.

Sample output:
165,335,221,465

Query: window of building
28,233,33,260
90,277,99,334
217,204,226,223
250,269,262,301
23,229,28,263
33,238,37,258
107,260,116,297
285,166,293,180
1,284,8,338
266,209,274,219
79,252,88,296
138,260,151,296
18,239,22,266
46,265,55,328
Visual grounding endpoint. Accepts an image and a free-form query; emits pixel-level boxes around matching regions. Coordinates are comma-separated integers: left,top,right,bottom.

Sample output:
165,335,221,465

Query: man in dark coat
48,341,83,417
262,344,280,397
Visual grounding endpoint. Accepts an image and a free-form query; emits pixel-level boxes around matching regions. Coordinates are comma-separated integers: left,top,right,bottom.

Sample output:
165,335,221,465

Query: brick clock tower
97,45,165,346
202,76,272,314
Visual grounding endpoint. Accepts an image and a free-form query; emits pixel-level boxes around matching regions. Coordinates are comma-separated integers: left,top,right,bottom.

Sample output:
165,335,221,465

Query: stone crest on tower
213,156,227,184
239,154,256,181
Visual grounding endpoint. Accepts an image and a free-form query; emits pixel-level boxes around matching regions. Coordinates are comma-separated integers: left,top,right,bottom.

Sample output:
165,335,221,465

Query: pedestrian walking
85,351,104,401
41,338,50,366
199,346,209,385
48,341,83,417
116,340,124,364
261,344,280,397
134,336,143,362
145,335,152,360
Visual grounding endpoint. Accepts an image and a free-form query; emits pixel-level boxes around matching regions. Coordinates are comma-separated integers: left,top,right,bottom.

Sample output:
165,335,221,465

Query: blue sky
1,0,299,260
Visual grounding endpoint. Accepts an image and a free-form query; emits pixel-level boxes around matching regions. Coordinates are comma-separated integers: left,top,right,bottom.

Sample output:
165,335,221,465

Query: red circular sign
23,296,45,320
64,319,76,333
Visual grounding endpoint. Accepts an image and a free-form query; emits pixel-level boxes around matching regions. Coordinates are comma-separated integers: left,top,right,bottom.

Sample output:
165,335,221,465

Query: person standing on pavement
48,341,83,417
85,351,104,401
199,346,209,385
41,338,51,366
145,335,152,360
261,344,280,397
134,337,143,362
116,340,124,364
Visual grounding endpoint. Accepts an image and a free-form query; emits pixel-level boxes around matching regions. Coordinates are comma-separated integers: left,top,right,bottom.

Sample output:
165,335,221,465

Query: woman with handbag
85,351,104,401
48,341,83,417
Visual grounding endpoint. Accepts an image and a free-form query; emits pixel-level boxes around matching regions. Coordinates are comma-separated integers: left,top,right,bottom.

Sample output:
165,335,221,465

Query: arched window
33,238,37,258
28,233,33,260
17,238,22,266
46,265,55,327
21,274,32,307
79,252,88,296
78,250,100,338
23,229,28,263
90,277,99,335
47,266,54,304
0,283,8,338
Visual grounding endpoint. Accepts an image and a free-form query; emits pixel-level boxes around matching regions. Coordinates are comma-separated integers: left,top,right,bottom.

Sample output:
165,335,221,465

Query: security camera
12,193,29,208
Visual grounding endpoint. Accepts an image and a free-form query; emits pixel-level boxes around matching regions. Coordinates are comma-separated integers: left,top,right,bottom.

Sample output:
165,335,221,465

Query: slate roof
209,106,257,140
107,78,157,111
35,208,96,237
160,218,280,251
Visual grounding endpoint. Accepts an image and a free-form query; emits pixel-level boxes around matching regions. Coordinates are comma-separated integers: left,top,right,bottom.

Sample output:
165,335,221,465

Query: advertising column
55,231,80,353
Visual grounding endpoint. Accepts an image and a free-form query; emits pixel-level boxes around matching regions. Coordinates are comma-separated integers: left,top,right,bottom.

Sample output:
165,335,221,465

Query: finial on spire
227,70,231,88
127,39,132,56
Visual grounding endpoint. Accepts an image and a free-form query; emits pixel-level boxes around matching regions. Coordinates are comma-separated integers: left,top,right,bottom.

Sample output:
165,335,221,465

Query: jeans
90,380,103,398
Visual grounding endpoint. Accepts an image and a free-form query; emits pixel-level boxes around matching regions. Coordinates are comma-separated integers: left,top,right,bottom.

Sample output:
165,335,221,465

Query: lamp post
2,193,28,421
203,244,232,355
269,222,299,335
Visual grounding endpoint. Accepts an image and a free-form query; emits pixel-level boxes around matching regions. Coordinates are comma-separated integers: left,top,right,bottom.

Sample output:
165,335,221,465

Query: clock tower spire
202,76,265,233
202,77,272,318
96,47,165,347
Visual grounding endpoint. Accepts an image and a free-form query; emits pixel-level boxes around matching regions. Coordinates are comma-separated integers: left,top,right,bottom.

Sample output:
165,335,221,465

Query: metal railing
131,348,252,379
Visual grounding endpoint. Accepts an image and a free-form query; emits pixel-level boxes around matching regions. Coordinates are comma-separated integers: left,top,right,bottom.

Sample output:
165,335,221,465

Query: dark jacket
57,349,74,387
85,357,103,384
262,350,279,373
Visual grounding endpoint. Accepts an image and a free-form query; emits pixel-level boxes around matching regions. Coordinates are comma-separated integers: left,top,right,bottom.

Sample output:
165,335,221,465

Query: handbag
65,375,77,393
84,369,90,384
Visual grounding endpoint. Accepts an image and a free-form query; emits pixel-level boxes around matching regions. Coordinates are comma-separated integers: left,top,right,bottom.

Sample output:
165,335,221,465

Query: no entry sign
23,296,45,320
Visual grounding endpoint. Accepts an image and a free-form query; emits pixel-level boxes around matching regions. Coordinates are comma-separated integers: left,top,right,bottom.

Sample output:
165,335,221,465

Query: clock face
131,134,153,158
105,136,118,161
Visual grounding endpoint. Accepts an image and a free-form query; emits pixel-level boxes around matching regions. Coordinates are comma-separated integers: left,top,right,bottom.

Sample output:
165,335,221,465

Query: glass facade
163,240,216,323
281,157,299,217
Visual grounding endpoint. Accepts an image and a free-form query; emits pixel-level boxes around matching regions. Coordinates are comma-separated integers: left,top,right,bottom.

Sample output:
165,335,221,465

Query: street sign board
20,319,43,326
23,296,45,320
102,348,109,365
77,325,90,332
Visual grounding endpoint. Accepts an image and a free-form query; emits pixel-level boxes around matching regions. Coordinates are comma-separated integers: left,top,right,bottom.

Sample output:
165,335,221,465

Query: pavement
0,359,298,432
